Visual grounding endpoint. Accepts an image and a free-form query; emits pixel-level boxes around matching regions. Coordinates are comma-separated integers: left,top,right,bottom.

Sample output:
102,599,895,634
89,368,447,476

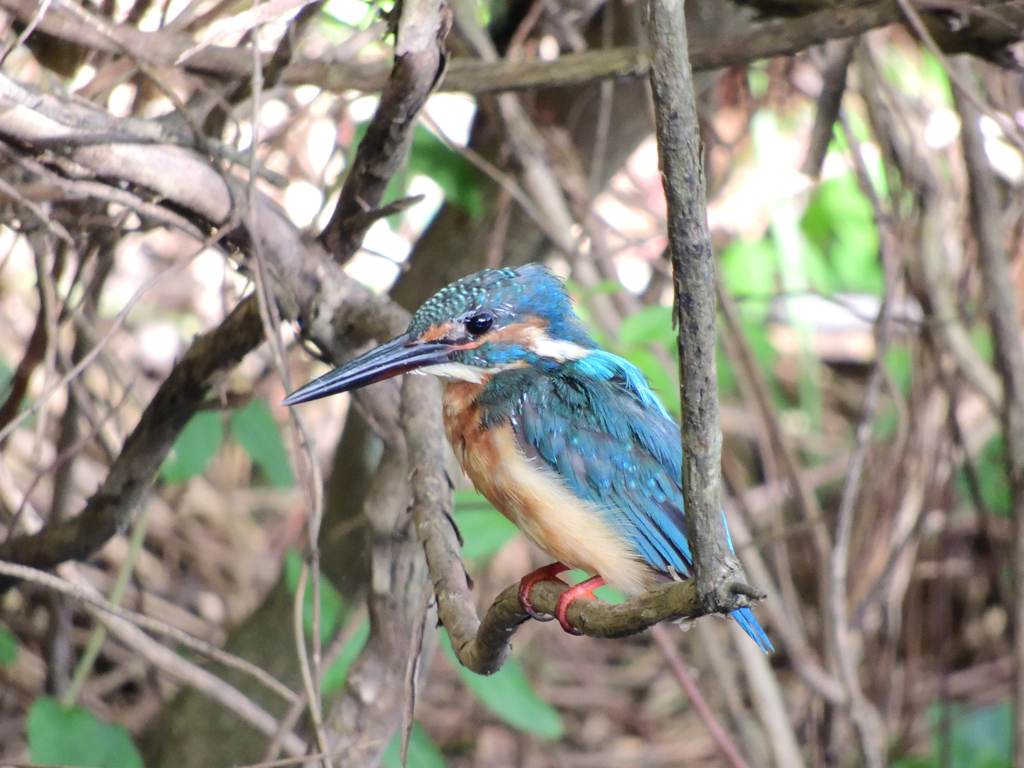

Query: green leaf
28,697,143,768
873,403,899,441
383,723,447,768
283,549,344,642
350,123,483,218
452,489,519,561
886,346,913,399
0,355,12,401
230,400,294,487
160,410,224,483
948,701,1011,768
717,338,738,397
957,435,1012,518
321,617,370,694
454,511,519,562
801,172,882,295
408,128,483,218
0,625,18,666
971,325,995,364
897,701,1012,768
618,305,675,348
720,238,778,325
586,280,625,295
322,0,375,27
441,632,564,739
620,348,679,416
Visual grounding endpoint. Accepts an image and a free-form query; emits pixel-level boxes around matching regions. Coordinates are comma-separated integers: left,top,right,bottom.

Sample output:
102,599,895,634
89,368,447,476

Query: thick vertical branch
951,58,1024,768
649,0,749,607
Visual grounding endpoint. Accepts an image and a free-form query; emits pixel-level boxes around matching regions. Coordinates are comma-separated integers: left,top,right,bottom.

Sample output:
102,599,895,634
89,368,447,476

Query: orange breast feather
442,382,653,595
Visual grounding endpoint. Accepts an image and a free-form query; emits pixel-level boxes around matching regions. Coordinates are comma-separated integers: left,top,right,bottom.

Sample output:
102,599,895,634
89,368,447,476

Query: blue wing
490,350,771,653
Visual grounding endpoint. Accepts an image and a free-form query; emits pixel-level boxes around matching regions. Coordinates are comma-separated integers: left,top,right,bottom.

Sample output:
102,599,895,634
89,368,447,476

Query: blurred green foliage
874,346,913,439
383,723,448,768
454,489,519,561
283,548,345,643
159,410,223,483
27,697,143,768
160,401,294,486
801,173,882,295
230,400,295,487
956,435,1012,518
893,701,1011,768
322,0,391,31
440,631,565,739
0,625,17,666
351,124,484,219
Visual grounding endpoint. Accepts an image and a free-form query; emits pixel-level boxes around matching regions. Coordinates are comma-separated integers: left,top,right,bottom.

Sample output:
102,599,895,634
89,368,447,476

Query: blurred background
0,0,1023,767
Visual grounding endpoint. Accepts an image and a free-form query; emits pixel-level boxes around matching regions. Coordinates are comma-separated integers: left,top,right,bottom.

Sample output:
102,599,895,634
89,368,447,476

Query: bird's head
282,264,594,405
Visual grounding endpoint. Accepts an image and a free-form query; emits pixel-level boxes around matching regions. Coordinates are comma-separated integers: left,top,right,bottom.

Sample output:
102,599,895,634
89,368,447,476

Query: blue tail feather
730,607,773,653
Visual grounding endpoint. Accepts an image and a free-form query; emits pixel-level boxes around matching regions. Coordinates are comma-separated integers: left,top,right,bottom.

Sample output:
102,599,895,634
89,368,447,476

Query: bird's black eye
465,312,494,336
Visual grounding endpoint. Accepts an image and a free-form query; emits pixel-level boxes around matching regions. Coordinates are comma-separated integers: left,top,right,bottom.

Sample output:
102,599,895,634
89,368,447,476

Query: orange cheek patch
421,320,457,342
479,320,547,345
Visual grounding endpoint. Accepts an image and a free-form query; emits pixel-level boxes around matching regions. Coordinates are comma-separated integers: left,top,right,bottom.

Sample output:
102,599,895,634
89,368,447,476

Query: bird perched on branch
283,265,771,652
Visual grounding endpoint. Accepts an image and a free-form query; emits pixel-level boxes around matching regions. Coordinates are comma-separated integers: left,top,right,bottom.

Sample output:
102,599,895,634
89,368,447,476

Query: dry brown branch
0,560,299,704
0,295,264,579
0,45,443,764
951,58,1024,768
827,168,898,768
6,0,1019,96
651,0,757,609
318,0,451,258
57,564,310,758
802,38,857,179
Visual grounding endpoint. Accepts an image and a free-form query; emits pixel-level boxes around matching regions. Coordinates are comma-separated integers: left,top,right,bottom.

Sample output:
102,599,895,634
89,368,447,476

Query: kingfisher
283,265,771,652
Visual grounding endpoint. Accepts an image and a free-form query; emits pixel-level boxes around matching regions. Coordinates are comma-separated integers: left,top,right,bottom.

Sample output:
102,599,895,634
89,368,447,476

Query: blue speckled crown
408,265,591,345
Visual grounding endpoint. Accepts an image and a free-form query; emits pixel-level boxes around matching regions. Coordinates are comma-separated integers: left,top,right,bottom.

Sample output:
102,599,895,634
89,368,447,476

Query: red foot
518,563,570,622
555,576,606,635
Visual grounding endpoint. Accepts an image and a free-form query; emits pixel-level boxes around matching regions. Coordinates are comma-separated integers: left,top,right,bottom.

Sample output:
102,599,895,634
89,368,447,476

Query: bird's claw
517,563,570,622
554,575,605,635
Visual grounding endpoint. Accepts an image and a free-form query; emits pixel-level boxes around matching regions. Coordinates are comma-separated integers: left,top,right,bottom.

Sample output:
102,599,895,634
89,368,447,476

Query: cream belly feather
442,381,656,596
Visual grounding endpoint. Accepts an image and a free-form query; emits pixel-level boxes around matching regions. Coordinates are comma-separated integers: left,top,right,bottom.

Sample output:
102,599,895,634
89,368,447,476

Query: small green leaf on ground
893,701,1011,768
28,697,143,768
230,399,294,487
283,548,344,642
383,722,447,768
453,491,518,561
321,617,370,694
957,435,1012,518
440,632,564,739
0,625,18,665
160,410,223,483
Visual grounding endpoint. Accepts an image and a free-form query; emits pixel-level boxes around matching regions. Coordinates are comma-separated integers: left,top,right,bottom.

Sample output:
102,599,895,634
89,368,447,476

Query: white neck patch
416,363,489,383
527,330,591,362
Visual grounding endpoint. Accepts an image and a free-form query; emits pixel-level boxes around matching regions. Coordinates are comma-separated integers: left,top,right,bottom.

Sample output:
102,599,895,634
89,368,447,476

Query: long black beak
282,334,453,406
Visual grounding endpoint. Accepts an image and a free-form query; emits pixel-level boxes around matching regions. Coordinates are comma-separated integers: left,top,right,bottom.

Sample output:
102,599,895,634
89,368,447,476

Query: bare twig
802,38,857,179
651,624,754,768
0,291,262,579
827,228,895,768
58,564,309,757
318,0,451,259
0,559,299,704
